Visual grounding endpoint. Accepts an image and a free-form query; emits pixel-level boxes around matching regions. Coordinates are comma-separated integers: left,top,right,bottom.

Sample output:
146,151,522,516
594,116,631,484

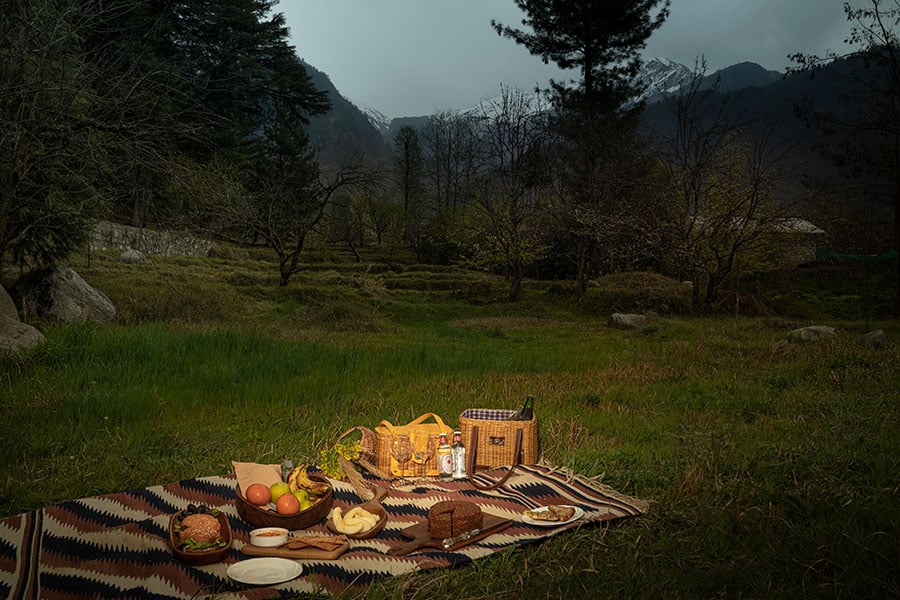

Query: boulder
858,329,890,350
610,313,651,329
786,325,838,343
118,249,145,263
0,314,45,355
0,285,17,321
16,265,116,323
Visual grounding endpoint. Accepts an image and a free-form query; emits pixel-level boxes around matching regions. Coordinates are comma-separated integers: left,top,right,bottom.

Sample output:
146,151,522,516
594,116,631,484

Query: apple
269,481,290,503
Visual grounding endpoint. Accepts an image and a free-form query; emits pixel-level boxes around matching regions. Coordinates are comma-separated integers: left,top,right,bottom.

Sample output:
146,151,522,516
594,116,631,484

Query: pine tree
492,0,670,114
492,0,670,293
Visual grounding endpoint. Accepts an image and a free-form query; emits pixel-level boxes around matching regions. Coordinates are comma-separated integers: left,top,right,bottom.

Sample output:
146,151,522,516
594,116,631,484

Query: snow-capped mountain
634,57,694,104
359,104,392,136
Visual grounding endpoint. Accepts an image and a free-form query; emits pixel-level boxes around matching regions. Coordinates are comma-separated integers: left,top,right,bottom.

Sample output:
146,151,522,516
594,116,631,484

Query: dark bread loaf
427,500,482,539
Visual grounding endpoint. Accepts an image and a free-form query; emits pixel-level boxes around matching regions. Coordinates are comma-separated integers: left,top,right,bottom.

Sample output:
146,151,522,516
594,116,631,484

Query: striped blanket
0,465,647,599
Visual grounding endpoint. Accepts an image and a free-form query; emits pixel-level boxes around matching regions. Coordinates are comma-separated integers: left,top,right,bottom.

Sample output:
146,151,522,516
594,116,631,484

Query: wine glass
418,434,438,483
391,434,412,485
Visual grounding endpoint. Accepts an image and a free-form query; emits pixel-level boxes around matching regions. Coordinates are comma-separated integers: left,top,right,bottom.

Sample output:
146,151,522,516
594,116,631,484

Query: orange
275,492,300,515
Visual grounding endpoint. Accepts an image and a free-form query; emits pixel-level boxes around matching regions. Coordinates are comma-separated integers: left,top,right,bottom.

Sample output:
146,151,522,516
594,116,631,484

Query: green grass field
1,248,898,598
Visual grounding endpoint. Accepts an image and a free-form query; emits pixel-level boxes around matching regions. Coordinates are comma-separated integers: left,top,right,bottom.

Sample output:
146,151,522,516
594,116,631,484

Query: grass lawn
1,247,898,598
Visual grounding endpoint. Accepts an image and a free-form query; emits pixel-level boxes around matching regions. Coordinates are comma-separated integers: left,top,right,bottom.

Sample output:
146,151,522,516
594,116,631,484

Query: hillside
302,61,393,167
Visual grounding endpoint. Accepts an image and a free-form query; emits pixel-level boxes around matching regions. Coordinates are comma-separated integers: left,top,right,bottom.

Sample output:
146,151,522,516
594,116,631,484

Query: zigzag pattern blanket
0,465,647,599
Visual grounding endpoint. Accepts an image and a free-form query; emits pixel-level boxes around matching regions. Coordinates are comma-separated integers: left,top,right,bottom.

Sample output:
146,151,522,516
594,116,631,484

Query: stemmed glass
417,434,438,483
391,434,412,485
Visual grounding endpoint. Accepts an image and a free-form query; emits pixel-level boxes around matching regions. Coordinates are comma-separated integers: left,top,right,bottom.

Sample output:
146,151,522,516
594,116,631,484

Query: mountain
700,61,782,92
301,61,392,166
635,57,694,104
635,57,783,105
361,58,786,147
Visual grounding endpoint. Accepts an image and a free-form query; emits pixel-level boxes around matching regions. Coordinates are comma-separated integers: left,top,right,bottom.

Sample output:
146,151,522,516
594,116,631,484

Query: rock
0,314,45,355
786,325,838,343
16,265,116,323
119,249,145,263
0,285,18,321
858,329,890,350
610,313,650,329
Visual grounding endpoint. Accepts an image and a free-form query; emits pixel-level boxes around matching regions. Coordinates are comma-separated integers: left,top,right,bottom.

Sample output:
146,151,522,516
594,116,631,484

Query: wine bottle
519,395,534,421
505,395,535,421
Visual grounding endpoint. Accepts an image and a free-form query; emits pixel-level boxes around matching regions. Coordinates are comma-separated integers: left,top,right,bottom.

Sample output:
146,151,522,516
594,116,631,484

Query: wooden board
239,539,349,560
387,513,512,556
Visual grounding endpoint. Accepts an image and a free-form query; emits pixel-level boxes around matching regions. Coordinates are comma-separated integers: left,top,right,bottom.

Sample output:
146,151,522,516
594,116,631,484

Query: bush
578,271,693,315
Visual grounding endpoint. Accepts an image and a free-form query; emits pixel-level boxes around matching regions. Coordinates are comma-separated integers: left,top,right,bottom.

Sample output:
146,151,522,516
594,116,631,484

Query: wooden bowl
168,509,233,566
235,472,333,530
326,486,388,539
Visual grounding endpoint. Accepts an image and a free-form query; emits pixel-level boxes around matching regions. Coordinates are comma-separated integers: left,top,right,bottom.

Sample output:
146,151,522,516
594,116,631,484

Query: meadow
1,246,897,599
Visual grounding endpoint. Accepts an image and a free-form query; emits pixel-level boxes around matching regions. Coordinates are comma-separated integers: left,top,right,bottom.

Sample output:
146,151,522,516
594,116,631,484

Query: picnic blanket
0,464,647,599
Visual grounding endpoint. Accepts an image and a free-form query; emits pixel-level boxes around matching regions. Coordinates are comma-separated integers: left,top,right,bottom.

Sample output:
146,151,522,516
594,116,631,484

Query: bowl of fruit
168,504,233,565
235,465,333,530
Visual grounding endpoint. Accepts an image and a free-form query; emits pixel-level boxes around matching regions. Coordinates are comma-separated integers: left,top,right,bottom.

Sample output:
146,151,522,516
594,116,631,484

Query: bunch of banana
287,465,331,499
329,507,379,534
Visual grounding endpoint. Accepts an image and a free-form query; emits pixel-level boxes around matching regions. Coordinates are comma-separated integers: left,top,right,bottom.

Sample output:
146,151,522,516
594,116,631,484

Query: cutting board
239,539,349,560
387,513,512,556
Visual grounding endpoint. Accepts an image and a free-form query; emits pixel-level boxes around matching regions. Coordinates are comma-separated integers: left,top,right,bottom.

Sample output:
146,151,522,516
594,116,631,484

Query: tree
790,0,900,316
393,126,426,254
471,87,550,300
492,0,670,114
493,0,670,293
658,63,802,312
418,110,482,264
0,0,182,277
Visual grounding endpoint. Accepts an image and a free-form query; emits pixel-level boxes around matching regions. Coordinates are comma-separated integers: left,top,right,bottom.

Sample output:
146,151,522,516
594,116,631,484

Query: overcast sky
279,0,854,118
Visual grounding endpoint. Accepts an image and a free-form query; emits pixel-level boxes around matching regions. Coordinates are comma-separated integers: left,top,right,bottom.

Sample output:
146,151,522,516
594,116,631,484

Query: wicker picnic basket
459,408,537,490
374,413,453,478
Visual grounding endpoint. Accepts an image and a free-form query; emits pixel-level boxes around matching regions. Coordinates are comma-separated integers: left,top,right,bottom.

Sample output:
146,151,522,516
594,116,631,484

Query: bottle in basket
437,433,453,481
451,430,467,480
505,395,535,421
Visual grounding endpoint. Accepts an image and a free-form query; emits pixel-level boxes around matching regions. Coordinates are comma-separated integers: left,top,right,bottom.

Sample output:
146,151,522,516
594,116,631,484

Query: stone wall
91,221,212,258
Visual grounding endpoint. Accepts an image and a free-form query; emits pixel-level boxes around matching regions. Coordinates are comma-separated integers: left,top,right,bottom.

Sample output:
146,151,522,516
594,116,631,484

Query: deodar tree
492,0,671,294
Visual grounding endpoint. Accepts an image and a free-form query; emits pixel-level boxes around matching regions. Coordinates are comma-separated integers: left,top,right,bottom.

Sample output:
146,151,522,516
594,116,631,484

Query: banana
330,507,376,534
329,507,363,534
288,465,331,497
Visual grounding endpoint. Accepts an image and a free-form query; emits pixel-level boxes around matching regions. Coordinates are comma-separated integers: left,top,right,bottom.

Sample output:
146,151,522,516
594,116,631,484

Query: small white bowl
249,527,289,547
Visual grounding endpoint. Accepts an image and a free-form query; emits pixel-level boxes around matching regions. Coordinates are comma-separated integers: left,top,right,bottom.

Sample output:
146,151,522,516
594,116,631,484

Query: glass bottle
437,433,453,481
519,395,535,421
505,395,535,421
451,430,467,480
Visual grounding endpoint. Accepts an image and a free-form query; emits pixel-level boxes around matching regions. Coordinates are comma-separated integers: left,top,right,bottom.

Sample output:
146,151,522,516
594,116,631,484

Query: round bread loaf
427,500,482,539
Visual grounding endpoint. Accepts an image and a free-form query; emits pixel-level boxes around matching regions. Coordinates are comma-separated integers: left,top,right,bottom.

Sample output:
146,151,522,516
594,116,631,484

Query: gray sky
279,0,853,118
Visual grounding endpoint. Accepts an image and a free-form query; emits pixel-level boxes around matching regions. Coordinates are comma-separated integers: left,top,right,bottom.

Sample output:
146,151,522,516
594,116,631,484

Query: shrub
578,272,693,316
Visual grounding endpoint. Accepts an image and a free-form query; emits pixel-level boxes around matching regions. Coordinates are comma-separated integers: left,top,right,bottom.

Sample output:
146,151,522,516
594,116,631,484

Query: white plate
521,505,584,527
227,557,302,585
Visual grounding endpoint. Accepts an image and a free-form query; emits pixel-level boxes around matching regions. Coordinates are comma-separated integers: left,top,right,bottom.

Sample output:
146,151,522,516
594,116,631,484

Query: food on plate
427,500,482,539
173,505,228,552
329,506,380,534
524,504,577,522
244,483,271,506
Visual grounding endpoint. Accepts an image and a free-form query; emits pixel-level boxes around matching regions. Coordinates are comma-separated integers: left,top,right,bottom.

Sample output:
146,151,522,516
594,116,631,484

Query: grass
1,247,898,598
